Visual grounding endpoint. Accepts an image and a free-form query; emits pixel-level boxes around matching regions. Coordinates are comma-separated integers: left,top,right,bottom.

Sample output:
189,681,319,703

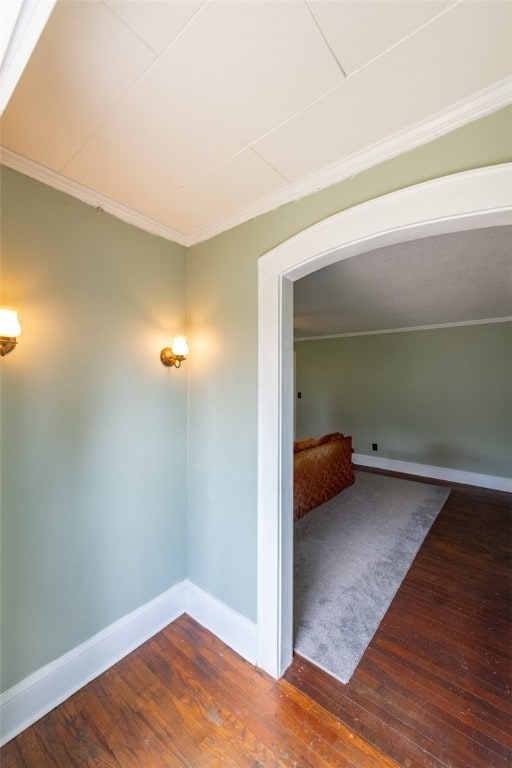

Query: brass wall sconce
160,336,189,368
0,307,21,356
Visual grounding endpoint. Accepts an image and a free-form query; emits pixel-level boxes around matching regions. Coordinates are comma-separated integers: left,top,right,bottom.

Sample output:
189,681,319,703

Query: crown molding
295,316,512,342
1,78,511,247
0,147,190,247
191,77,512,245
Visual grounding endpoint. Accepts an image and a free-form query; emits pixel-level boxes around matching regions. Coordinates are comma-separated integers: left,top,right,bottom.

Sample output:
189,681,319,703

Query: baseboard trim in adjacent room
353,454,512,492
184,580,258,666
0,581,187,747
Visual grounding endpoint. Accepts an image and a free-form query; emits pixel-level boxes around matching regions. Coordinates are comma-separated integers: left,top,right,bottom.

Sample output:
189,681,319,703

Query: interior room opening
257,164,512,680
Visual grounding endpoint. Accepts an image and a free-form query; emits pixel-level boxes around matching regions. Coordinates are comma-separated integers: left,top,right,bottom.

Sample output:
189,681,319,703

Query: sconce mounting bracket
0,337,17,356
160,347,185,368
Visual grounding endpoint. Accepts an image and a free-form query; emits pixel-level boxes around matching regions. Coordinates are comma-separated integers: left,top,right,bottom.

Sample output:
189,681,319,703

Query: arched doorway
256,163,512,677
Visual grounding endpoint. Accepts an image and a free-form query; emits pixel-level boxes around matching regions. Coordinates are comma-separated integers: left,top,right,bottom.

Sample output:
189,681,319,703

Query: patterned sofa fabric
293,432,354,521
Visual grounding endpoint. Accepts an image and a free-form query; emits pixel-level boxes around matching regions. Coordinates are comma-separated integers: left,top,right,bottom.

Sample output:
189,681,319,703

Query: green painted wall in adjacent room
1,168,188,691
295,323,512,478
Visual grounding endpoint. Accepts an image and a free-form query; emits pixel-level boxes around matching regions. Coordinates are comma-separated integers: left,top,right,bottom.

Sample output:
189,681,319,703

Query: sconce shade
0,307,21,356
0,307,21,337
172,336,189,356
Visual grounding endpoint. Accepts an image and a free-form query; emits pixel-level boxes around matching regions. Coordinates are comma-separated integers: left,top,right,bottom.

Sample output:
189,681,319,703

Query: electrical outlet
372,443,378,451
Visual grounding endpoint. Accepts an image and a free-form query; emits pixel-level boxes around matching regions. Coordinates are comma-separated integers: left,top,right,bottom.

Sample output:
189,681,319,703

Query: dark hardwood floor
2,471,510,767
285,468,512,768
2,618,398,768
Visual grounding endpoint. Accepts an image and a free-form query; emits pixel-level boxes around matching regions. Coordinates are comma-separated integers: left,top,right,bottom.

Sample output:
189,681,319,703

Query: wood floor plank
146,633,311,767
377,612,511,700
118,645,284,768
390,588,511,659
358,646,510,768
64,671,191,768
49,707,122,768
284,657,448,768
135,651,292,768
373,631,512,728
164,616,398,768
368,637,512,745
1,615,398,768
286,470,512,768
0,740,27,768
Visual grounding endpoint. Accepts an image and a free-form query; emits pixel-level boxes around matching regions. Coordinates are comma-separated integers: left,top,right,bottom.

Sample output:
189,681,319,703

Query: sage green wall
187,106,512,622
1,168,188,691
295,324,512,478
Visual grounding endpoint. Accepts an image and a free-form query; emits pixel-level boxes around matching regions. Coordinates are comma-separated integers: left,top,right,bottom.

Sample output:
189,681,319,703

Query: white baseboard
184,580,257,666
0,579,258,746
353,453,512,492
0,582,186,746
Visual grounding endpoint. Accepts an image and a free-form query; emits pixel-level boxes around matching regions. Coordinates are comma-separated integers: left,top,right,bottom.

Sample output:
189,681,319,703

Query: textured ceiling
1,0,511,246
294,226,512,337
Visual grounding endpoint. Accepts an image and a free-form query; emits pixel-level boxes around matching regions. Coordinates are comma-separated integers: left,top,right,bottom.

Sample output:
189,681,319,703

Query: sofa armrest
293,434,354,520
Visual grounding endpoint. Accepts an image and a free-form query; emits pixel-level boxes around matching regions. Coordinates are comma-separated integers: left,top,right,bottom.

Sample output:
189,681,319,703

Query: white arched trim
257,163,512,677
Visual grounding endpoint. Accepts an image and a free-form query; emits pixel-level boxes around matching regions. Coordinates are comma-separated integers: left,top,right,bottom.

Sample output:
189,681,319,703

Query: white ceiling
0,0,511,246
294,226,512,337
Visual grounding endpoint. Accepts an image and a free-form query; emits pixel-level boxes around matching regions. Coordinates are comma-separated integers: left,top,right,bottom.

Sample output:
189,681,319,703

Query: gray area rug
294,471,450,683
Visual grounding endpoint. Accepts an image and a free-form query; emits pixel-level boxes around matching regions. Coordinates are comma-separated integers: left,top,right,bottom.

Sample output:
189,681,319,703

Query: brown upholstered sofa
293,432,354,520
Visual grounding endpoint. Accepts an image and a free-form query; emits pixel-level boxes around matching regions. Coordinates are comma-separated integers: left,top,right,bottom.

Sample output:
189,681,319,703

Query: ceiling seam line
341,0,465,82
59,0,209,174
100,0,157,56
304,0,347,79
249,146,291,184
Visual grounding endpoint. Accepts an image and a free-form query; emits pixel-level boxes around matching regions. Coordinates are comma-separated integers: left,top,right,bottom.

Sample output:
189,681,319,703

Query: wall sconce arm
160,348,186,368
0,337,18,356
